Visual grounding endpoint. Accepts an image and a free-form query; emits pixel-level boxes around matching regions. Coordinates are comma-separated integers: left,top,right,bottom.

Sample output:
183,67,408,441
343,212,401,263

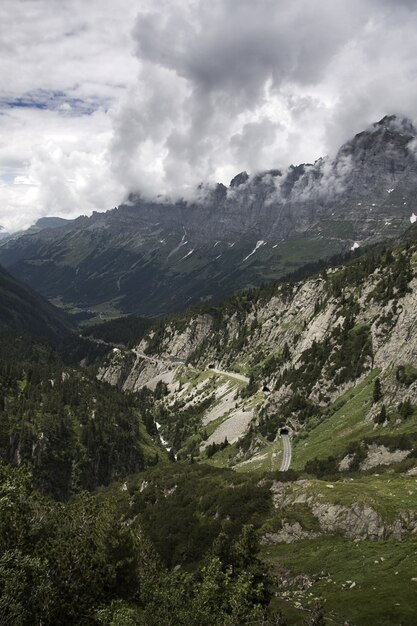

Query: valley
2,217,417,623
83,222,417,623
2,2,417,623
1,106,417,624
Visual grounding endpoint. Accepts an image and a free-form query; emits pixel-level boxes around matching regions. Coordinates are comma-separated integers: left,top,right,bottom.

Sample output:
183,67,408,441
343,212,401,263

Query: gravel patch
203,409,254,445
203,383,237,425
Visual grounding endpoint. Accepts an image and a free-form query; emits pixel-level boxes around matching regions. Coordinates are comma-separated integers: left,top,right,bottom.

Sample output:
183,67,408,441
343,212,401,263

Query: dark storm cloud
1,0,417,230
134,1,361,91
110,0,417,198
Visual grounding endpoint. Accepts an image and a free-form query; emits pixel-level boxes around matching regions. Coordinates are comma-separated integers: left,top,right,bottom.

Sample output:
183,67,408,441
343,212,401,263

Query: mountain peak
373,114,416,135
230,171,249,188
375,114,400,127
337,114,417,162
33,216,72,230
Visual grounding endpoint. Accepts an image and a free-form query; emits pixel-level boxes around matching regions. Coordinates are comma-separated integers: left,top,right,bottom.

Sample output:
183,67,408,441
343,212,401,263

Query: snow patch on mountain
179,249,194,261
242,240,265,262
168,233,188,258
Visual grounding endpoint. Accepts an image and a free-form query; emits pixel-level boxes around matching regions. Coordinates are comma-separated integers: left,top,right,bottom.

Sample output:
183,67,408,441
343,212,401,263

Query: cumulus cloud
110,0,417,200
1,0,417,230
0,0,138,231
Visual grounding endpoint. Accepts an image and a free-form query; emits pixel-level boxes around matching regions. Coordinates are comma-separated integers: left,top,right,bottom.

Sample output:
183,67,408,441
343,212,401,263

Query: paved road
133,350,185,367
133,350,162,365
208,367,250,384
280,434,292,471
132,354,246,385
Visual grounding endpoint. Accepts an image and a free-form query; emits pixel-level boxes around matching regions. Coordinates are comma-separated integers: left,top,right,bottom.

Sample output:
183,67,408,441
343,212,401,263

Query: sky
0,0,417,232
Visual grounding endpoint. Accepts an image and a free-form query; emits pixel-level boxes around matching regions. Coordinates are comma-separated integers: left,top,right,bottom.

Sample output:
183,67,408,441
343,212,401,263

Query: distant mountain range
1,114,416,318
0,216,74,244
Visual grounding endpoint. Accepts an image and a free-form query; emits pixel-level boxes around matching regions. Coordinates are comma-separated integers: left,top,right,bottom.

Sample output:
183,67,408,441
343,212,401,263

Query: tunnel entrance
262,385,270,393
280,427,289,436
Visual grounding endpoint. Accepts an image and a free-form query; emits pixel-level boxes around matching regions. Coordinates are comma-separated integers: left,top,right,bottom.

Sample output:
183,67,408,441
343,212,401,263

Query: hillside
2,226,417,624
90,225,417,622
98,223,417,467
0,334,164,500
0,263,73,344
1,115,417,319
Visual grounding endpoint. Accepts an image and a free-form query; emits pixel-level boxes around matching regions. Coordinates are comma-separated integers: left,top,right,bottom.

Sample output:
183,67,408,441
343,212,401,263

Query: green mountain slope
98,224,417,472
91,225,417,623
0,335,164,499
0,263,73,343
2,227,417,624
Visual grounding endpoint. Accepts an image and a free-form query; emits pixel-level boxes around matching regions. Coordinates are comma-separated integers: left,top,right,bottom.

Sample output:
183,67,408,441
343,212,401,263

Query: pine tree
398,398,413,419
373,377,382,404
375,404,387,424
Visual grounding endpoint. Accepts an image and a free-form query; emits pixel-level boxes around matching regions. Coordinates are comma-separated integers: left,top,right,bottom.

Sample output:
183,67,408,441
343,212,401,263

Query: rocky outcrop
97,350,137,388
311,501,385,540
360,444,410,471
311,502,417,540
271,481,417,542
98,350,181,391
138,315,214,361
262,522,319,545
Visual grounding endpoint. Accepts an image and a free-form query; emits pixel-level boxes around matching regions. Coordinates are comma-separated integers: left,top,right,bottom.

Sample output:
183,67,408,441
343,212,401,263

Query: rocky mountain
98,221,417,477
3,197,417,626
22,216,74,236
0,215,74,245
0,262,73,343
93,218,417,626
0,115,416,320
89,223,417,625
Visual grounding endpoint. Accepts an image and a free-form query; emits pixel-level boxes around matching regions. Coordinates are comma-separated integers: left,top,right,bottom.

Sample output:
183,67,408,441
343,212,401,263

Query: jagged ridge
1,115,417,317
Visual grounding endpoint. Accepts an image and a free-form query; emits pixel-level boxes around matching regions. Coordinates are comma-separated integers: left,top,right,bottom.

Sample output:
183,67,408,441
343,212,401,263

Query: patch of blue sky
0,89,105,116
0,172,15,184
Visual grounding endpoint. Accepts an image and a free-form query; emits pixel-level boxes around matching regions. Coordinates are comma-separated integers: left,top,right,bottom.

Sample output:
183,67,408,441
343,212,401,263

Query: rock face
311,501,385,540
270,480,417,542
98,218,417,477
262,522,319,545
360,444,410,471
1,115,417,317
100,234,417,400
97,349,179,392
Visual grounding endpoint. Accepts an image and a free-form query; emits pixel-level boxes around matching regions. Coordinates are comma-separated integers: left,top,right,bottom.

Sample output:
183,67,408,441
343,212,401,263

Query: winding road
208,367,250,384
127,350,292,469
280,434,292,471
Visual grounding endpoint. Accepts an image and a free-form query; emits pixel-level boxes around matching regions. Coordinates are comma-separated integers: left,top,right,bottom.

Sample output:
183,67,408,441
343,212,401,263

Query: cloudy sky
0,0,416,231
